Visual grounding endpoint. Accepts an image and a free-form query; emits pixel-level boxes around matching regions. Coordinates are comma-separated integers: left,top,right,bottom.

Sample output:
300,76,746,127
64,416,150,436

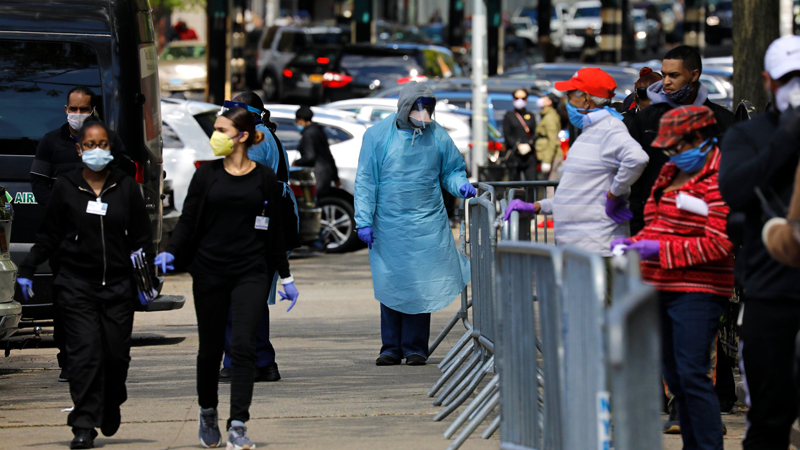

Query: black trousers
192,268,269,429
739,298,800,450
55,274,135,430
51,257,69,370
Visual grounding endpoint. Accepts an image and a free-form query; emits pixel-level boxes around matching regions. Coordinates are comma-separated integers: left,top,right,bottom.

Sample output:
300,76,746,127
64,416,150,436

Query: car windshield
519,7,559,24
340,54,424,82
309,32,347,45
573,7,601,18
159,45,205,60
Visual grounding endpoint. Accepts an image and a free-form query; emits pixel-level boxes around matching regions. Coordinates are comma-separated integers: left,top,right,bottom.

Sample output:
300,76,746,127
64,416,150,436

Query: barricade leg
434,348,481,406
429,311,462,357
436,356,493,419
438,325,473,371
482,415,500,439
444,374,499,438
446,391,500,450
429,342,474,397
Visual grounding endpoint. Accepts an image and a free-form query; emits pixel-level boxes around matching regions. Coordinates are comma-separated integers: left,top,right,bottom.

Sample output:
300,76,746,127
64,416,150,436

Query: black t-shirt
193,168,266,275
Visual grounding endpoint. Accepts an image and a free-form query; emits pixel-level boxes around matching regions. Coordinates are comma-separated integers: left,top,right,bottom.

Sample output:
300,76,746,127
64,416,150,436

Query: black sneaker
255,362,281,382
59,366,69,383
100,405,121,437
70,428,97,449
219,367,231,384
662,403,680,434
375,355,401,366
406,355,427,366
719,399,737,415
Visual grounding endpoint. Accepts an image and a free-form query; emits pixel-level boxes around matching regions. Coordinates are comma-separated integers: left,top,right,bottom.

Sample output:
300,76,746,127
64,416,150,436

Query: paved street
0,248,748,449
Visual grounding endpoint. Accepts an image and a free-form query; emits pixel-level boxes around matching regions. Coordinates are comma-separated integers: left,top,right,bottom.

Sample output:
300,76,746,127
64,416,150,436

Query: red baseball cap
554,68,617,99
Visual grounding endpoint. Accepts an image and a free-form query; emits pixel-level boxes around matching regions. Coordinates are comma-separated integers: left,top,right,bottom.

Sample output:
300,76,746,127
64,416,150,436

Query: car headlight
635,31,647,39
706,16,720,26
175,65,207,78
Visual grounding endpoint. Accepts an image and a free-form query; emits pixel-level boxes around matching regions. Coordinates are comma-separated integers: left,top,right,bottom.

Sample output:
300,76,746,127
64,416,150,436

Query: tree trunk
733,0,780,112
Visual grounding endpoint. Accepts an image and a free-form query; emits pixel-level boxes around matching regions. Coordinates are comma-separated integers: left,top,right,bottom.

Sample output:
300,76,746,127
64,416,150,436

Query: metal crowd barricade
487,181,558,244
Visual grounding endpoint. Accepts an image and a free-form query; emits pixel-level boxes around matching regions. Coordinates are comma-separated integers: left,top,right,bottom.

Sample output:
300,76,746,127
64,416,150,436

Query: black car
0,0,184,320
280,43,465,104
705,0,732,45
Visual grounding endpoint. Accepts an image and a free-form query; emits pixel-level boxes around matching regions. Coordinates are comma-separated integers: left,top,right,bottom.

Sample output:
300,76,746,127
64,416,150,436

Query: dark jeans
223,300,276,369
193,268,269,429
51,258,69,370
660,291,725,450
380,304,431,359
739,298,800,450
56,274,135,430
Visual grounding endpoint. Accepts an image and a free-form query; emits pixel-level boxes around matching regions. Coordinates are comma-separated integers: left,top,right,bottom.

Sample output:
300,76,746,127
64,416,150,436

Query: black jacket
718,111,800,301
166,160,290,278
502,108,538,165
30,123,134,207
295,123,339,190
626,100,736,234
19,168,152,285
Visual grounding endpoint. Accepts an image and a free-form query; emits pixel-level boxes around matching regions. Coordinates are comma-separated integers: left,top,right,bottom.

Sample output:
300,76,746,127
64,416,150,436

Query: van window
0,41,102,156
161,122,184,148
277,32,306,53
322,125,353,144
262,27,278,49
139,43,161,158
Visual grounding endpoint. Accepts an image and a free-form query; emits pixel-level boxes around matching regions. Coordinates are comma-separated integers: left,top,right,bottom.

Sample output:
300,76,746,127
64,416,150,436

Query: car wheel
319,197,360,253
262,72,278,101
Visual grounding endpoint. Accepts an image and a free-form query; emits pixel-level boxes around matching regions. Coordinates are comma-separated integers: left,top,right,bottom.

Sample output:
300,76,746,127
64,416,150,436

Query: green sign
13,192,37,205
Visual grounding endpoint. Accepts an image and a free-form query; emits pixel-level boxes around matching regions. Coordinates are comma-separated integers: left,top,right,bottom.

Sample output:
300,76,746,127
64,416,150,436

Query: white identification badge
255,216,270,230
86,200,108,216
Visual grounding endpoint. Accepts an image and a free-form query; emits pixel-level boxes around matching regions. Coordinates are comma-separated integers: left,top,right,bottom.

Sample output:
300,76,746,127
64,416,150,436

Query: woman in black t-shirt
155,107,298,449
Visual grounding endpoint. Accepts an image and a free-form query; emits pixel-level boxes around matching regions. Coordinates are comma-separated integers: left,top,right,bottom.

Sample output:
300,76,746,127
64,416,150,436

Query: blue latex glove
16,277,33,301
504,199,539,222
605,195,633,224
279,282,299,312
609,237,633,252
154,252,175,273
357,227,374,249
460,183,477,198
624,240,660,260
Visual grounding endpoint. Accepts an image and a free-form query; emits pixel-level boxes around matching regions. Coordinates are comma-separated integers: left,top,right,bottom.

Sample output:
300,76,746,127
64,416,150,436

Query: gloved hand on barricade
154,252,175,273
16,277,34,301
279,282,299,312
605,194,633,224
459,183,477,198
357,227,374,249
503,199,540,222
624,240,660,260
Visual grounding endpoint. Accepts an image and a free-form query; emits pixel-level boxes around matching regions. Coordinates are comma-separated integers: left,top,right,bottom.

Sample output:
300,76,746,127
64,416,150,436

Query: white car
512,3,569,49
320,98,472,168
562,0,602,55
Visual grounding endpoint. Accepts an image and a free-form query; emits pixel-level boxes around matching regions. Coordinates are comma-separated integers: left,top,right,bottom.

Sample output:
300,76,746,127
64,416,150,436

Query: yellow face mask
210,131,239,156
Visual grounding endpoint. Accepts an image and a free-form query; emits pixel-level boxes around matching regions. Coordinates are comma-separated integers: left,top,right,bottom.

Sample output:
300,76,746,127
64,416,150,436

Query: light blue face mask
670,137,716,173
566,101,590,129
296,124,305,132
81,148,114,172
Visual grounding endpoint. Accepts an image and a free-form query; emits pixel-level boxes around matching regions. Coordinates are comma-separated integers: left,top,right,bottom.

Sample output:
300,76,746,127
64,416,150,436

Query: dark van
0,0,184,320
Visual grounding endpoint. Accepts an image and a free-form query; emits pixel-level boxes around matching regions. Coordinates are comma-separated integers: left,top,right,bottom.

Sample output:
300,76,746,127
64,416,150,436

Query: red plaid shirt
631,147,735,296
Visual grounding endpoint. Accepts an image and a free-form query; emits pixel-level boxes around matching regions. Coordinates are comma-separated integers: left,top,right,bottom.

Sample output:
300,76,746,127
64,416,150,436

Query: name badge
86,200,108,216
255,216,270,230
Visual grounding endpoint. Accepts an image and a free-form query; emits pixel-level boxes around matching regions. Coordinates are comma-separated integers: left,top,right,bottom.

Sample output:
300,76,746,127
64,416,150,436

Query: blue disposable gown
354,83,471,314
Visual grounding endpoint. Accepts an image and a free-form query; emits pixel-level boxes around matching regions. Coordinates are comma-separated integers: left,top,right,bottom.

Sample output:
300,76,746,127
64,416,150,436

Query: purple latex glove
504,199,539,222
609,237,633,253
460,183,477,198
279,282,299,312
625,240,660,260
605,196,633,224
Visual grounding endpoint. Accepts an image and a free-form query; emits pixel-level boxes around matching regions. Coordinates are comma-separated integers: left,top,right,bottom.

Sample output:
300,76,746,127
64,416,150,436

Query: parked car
705,0,733,45
0,0,183,320
159,98,322,245
562,1,602,55
158,40,207,93
280,43,464,104
255,25,348,100
632,9,661,54
499,63,639,99
512,3,570,49
0,187,21,341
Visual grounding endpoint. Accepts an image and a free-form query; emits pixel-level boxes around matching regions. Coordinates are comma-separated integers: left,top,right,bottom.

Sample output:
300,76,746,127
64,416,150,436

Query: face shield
409,97,436,129
218,100,266,124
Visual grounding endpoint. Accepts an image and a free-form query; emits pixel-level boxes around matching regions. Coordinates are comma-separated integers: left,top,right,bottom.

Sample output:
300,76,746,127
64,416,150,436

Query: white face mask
775,77,800,112
67,113,92,131
513,98,527,110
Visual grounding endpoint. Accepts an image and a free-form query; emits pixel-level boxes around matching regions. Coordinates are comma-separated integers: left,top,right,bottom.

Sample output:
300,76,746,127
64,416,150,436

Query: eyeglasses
81,141,110,150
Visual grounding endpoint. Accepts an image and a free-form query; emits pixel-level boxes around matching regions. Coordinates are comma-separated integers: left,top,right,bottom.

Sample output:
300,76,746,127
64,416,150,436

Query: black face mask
636,87,649,100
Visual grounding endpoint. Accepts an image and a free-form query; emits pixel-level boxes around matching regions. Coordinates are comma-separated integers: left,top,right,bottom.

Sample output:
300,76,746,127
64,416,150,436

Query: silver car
158,40,207,93
0,188,22,341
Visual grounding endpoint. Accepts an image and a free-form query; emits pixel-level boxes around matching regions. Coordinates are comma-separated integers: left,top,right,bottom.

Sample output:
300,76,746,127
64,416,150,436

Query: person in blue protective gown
217,92,300,383
355,81,476,366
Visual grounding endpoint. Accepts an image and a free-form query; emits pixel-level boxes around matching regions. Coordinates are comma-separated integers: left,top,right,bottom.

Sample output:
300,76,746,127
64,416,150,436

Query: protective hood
647,80,709,108
396,81,436,130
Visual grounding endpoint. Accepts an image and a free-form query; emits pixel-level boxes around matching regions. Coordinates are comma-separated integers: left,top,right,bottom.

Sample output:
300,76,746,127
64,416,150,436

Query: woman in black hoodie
17,121,152,449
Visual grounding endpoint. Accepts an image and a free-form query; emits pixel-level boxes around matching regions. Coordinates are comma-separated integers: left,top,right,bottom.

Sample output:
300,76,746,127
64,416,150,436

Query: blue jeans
380,304,431,359
660,291,726,450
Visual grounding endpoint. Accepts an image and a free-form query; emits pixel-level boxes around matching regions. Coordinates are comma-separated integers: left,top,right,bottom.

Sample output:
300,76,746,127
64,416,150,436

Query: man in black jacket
502,89,538,181
293,106,339,198
626,46,735,235
718,35,800,450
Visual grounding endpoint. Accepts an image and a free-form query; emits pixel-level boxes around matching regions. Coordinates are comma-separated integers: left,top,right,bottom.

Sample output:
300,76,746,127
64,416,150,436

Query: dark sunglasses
636,87,649,100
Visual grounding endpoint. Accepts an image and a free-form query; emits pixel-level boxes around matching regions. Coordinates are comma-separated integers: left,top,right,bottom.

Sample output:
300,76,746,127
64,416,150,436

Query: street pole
471,0,487,180
447,0,465,50
487,0,501,76
599,0,621,63
733,0,780,111
683,0,706,53
352,0,374,43
620,0,635,62
266,0,278,26
780,0,794,36
206,0,230,104
538,0,556,63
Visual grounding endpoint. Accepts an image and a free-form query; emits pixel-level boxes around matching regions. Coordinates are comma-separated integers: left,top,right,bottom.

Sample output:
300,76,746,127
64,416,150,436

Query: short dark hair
663,45,703,75
77,118,109,142
67,86,95,107
296,105,314,121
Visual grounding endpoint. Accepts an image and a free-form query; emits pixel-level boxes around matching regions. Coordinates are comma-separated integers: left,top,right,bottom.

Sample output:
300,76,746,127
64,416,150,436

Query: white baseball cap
765,35,800,79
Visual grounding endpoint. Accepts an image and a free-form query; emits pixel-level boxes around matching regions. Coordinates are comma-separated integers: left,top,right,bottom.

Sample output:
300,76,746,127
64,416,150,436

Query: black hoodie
19,168,152,286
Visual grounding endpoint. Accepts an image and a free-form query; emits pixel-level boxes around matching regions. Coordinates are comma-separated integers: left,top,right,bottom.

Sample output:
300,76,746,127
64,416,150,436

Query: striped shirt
632,147,735,296
539,110,649,255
